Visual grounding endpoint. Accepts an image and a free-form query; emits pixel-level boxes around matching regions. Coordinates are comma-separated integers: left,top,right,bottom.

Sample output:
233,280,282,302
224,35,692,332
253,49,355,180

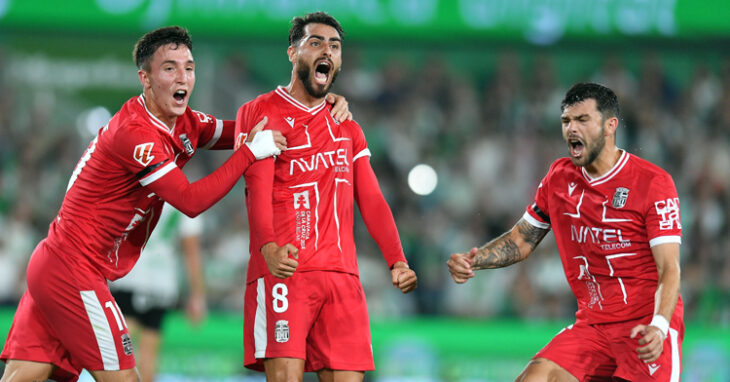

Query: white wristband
245,130,281,159
649,315,669,338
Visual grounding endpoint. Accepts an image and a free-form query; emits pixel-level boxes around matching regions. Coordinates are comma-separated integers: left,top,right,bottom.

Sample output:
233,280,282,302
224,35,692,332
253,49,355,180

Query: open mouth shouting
568,137,585,158
314,59,332,86
173,89,188,106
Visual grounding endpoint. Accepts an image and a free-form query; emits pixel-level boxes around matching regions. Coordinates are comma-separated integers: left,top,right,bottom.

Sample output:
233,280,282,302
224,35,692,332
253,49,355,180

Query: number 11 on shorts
105,300,127,331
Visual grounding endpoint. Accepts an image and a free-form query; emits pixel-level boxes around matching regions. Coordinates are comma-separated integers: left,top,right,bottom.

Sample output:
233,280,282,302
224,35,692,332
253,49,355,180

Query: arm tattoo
472,231,522,269
516,218,549,249
472,218,549,270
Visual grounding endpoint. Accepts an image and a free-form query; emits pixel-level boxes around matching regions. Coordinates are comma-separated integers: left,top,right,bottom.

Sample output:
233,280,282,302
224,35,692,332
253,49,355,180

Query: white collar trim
275,86,327,115
582,149,629,186
137,94,174,134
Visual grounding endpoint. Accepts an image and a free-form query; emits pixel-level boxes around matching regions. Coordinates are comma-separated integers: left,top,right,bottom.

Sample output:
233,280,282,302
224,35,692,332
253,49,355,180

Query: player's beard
297,59,339,99
571,129,605,167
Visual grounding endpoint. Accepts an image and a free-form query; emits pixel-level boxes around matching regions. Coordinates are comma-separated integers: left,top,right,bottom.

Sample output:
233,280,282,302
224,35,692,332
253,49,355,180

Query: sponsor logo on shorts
275,320,290,343
121,333,134,356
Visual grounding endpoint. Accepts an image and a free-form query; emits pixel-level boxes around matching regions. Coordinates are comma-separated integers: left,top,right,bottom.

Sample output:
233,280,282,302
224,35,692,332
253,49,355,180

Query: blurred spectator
0,200,36,305
0,37,727,324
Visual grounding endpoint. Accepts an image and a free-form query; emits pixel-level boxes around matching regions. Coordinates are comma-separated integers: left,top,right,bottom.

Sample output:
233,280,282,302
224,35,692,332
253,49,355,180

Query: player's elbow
510,231,536,262
171,203,203,218
180,208,203,218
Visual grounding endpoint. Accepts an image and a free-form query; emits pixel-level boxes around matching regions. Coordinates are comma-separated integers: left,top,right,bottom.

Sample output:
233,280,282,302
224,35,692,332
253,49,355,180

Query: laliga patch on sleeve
133,142,155,166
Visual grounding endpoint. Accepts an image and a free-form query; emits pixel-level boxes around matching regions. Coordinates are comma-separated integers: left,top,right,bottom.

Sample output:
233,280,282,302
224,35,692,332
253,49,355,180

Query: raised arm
447,217,549,284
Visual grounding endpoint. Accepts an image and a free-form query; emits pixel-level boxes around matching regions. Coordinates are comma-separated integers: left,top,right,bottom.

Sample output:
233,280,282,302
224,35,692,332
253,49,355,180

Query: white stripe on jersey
139,162,177,186
67,134,101,192
201,118,223,149
326,117,350,142
80,290,120,370
522,210,551,229
275,86,327,115
353,148,371,162
649,235,681,247
287,124,313,151
137,94,174,134
605,252,637,304
334,179,351,252
254,278,268,358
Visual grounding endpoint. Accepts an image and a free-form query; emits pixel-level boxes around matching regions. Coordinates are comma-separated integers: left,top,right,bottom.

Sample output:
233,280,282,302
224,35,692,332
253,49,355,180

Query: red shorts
244,271,374,372
1,241,135,381
535,307,684,381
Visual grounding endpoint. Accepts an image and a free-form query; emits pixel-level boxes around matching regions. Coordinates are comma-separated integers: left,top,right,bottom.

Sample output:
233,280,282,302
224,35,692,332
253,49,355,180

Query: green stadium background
1,1,729,380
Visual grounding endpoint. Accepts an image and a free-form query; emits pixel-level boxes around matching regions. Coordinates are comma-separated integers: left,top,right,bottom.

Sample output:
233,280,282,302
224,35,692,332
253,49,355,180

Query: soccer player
0,25,351,382
235,12,418,382
448,83,683,381
110,203,206,382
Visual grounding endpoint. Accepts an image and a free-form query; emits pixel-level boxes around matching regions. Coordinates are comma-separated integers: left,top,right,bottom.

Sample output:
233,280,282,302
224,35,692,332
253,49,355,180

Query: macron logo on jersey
133,143,155,166
285,117,295,128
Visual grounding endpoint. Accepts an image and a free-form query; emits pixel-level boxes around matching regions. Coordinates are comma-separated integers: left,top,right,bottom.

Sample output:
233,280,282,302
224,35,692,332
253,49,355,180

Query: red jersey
46,95,231,281
236,87,405,282
525,151,682,324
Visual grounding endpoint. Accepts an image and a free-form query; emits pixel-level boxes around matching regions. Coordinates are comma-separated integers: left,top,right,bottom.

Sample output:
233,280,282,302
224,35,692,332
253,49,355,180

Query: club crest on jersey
293,191,310,210
612,187,629,209
275,320,290,343
179,134,194,156
133,143,155,166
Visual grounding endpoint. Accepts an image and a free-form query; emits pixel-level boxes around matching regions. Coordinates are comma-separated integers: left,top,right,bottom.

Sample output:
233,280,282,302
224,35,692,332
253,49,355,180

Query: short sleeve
523,163,554,229
112,124,177,187
645,172,682,247
234,101,265,151
348,120,370,162
191,109,225,150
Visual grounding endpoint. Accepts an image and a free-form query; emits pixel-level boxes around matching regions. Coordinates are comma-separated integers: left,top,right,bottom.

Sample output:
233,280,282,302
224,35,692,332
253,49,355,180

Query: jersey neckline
137,94,176,135
581,149,630,186
275,86,327,115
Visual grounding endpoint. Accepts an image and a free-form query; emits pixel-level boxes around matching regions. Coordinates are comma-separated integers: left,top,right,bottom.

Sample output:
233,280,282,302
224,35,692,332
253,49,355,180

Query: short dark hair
289,11,344,46
561,82,620,120
133,26,192,71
